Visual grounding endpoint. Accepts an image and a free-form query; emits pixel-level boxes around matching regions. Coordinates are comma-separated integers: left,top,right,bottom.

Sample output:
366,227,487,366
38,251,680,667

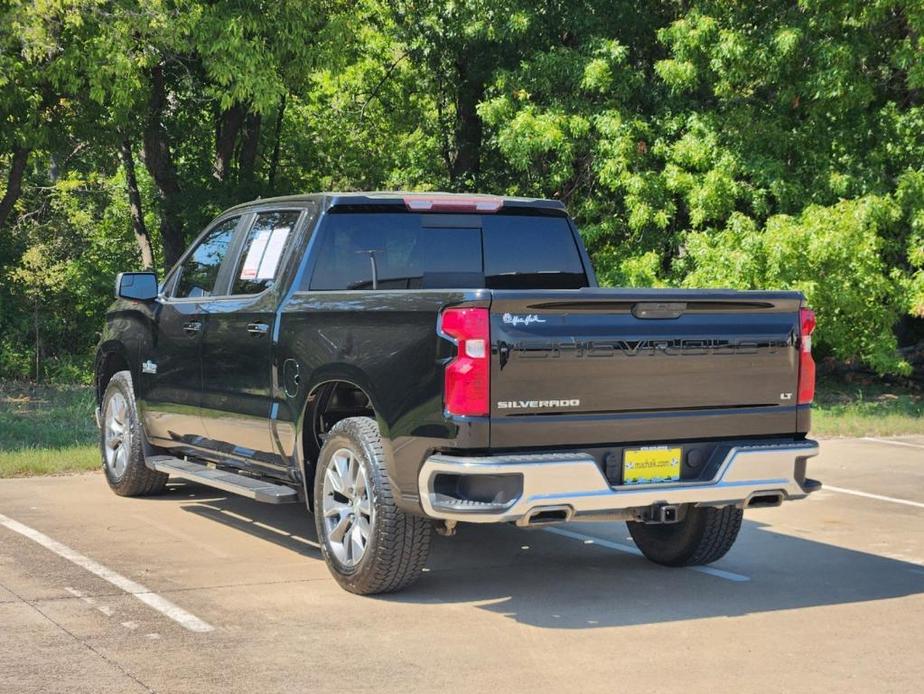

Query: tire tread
100,371,168,497
315,417,431,594
628,504,743,567
686,505,743,565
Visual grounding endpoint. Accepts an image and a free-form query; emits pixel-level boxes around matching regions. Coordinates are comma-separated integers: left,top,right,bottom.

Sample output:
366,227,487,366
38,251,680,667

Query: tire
314,417,431,595
99,370,168,497
627,504,743,567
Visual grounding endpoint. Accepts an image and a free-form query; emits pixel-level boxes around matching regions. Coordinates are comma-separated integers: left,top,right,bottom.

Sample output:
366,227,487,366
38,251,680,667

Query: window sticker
257,227,290,279
239,230,270,280
239,227,290,281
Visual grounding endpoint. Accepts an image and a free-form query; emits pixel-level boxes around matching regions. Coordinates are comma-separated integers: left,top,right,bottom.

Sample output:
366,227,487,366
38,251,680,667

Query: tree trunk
141,65,185,268
0,146,30,231
268,95,286,189
33,299,40,383
120,139,155,270
214,103,245,182
450,59,484,188
238,111,262,190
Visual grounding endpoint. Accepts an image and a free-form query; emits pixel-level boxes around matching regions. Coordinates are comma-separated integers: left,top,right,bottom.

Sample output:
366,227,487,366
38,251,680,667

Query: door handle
247,322,270,337
183,320,202,334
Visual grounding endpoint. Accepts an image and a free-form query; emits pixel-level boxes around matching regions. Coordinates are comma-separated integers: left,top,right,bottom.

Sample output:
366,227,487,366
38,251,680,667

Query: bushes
896,171,924,319
0,171,145,383
592,182,922,377
680,198,909,375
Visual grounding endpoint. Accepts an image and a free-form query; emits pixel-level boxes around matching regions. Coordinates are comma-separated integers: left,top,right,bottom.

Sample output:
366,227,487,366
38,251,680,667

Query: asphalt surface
1,436,922,693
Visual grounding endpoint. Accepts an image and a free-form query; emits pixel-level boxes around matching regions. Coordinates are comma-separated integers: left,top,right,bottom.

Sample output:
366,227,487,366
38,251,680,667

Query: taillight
798,307,816,404
440,307,490,416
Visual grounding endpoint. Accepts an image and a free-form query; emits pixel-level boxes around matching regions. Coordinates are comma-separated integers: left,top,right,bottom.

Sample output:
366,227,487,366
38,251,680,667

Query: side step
147,456,299,504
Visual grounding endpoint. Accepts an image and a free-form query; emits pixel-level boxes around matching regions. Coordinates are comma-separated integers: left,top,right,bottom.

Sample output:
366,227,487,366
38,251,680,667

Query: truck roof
226,191,568,215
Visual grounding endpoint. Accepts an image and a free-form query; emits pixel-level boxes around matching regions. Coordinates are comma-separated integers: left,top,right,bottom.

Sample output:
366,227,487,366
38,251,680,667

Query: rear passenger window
231,211,300,295
308,214,482,290
174,217,239,299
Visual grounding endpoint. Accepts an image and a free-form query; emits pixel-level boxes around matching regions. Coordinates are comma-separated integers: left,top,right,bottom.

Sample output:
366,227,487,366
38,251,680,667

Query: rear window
305,213,588,291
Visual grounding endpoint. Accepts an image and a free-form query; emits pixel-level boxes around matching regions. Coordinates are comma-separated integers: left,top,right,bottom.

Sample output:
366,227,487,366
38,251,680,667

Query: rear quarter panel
276,290,490,506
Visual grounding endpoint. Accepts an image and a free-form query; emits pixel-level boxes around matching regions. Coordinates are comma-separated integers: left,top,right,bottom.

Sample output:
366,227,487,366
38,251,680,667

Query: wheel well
96,350,130,404
302,380,375,484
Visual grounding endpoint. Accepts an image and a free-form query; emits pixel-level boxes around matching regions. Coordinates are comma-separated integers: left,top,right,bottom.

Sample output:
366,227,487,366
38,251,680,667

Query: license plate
623,447,682,485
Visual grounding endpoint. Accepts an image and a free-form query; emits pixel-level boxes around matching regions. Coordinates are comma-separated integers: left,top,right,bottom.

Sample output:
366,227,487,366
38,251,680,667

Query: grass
812,376,924,438
0,375,921,477
0,382,99,478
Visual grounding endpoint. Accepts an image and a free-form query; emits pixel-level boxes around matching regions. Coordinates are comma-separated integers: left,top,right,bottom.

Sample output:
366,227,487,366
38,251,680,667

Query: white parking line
861,437,924,450
824,485,924,510
0,513,213,633
195,504,321,549
543,526,750,582
253,521,291,536
65,586,114,617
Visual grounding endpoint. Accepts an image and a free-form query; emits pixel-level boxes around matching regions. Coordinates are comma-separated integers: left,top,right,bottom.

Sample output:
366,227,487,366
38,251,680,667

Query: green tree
478,0,923,371
0,0,922,380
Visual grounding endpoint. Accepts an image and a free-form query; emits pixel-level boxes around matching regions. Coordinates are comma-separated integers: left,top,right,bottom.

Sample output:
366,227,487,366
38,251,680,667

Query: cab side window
230,210,300,295
173,217,240,299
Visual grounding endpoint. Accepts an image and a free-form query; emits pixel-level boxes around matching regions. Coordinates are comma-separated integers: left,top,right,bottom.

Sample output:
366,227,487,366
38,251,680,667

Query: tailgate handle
632,302,686,319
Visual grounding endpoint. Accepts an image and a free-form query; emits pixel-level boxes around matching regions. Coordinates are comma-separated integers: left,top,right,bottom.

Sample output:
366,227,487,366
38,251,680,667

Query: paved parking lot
1,436,922,693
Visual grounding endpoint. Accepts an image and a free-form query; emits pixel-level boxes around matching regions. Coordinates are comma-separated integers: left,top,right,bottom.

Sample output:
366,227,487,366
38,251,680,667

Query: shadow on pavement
170,480,924,629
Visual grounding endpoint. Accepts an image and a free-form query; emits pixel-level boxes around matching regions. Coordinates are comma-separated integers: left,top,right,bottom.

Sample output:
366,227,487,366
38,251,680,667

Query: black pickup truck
96,192,820,594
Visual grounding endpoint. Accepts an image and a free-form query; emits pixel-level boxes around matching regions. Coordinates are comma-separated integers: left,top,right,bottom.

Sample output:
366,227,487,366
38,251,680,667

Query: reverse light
797,307,816,404
403,195,503,213
440,307,490,416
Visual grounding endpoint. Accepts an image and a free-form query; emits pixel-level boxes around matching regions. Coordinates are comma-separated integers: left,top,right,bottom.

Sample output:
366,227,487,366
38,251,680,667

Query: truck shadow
173,480,924,630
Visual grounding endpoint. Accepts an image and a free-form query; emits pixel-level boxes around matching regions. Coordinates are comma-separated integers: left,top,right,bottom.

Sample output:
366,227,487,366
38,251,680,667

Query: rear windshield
305,213,588,290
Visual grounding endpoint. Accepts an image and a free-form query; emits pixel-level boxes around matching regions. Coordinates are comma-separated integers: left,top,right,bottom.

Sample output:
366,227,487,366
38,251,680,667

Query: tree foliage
0,0,922,379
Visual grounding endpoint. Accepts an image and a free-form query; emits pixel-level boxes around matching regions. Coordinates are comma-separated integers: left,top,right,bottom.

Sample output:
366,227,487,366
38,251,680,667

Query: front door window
174,217,240,299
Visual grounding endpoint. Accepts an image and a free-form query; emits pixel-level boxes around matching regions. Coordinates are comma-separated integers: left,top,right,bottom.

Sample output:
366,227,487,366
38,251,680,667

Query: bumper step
801,477,823,493
146,456,298,504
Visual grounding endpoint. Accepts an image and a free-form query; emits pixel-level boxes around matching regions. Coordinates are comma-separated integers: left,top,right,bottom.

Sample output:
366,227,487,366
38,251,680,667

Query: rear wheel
627,504,743,567
314,417,431,594
100,370,168,497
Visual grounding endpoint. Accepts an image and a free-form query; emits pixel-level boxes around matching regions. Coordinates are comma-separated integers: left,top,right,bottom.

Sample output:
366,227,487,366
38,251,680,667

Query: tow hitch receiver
641,503,682,525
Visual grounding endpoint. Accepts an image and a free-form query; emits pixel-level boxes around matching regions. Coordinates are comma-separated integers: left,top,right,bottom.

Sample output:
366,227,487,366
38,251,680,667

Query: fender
286,366,395,512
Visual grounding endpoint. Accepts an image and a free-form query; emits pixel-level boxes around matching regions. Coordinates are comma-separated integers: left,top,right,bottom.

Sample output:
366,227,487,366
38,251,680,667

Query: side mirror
115,272,159,301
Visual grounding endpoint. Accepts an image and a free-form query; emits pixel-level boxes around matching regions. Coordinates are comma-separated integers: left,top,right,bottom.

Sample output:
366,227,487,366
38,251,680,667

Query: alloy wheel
104,392,129,478
322,447,374,567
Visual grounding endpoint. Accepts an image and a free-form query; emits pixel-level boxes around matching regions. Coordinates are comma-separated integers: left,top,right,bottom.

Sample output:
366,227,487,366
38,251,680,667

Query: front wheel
99,370,168,497
627,504,743,567
314,417,431,595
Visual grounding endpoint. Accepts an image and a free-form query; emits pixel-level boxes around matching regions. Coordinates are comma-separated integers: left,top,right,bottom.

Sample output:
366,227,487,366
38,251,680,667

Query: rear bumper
418,440,820,525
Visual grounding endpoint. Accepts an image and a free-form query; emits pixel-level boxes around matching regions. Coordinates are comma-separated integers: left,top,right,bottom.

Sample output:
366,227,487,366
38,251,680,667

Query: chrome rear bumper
418,441,820,525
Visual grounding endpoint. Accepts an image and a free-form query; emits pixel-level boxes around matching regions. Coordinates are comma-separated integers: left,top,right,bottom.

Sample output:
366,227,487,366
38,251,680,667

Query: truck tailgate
489,289,804,448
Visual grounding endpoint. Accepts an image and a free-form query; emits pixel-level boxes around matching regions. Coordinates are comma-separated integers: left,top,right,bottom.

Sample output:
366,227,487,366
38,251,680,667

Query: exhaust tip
747,492,784,508
517,505,573,527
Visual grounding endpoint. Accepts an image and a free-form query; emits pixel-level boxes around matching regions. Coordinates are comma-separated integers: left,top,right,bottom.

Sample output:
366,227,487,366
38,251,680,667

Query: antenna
356,249,383,289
